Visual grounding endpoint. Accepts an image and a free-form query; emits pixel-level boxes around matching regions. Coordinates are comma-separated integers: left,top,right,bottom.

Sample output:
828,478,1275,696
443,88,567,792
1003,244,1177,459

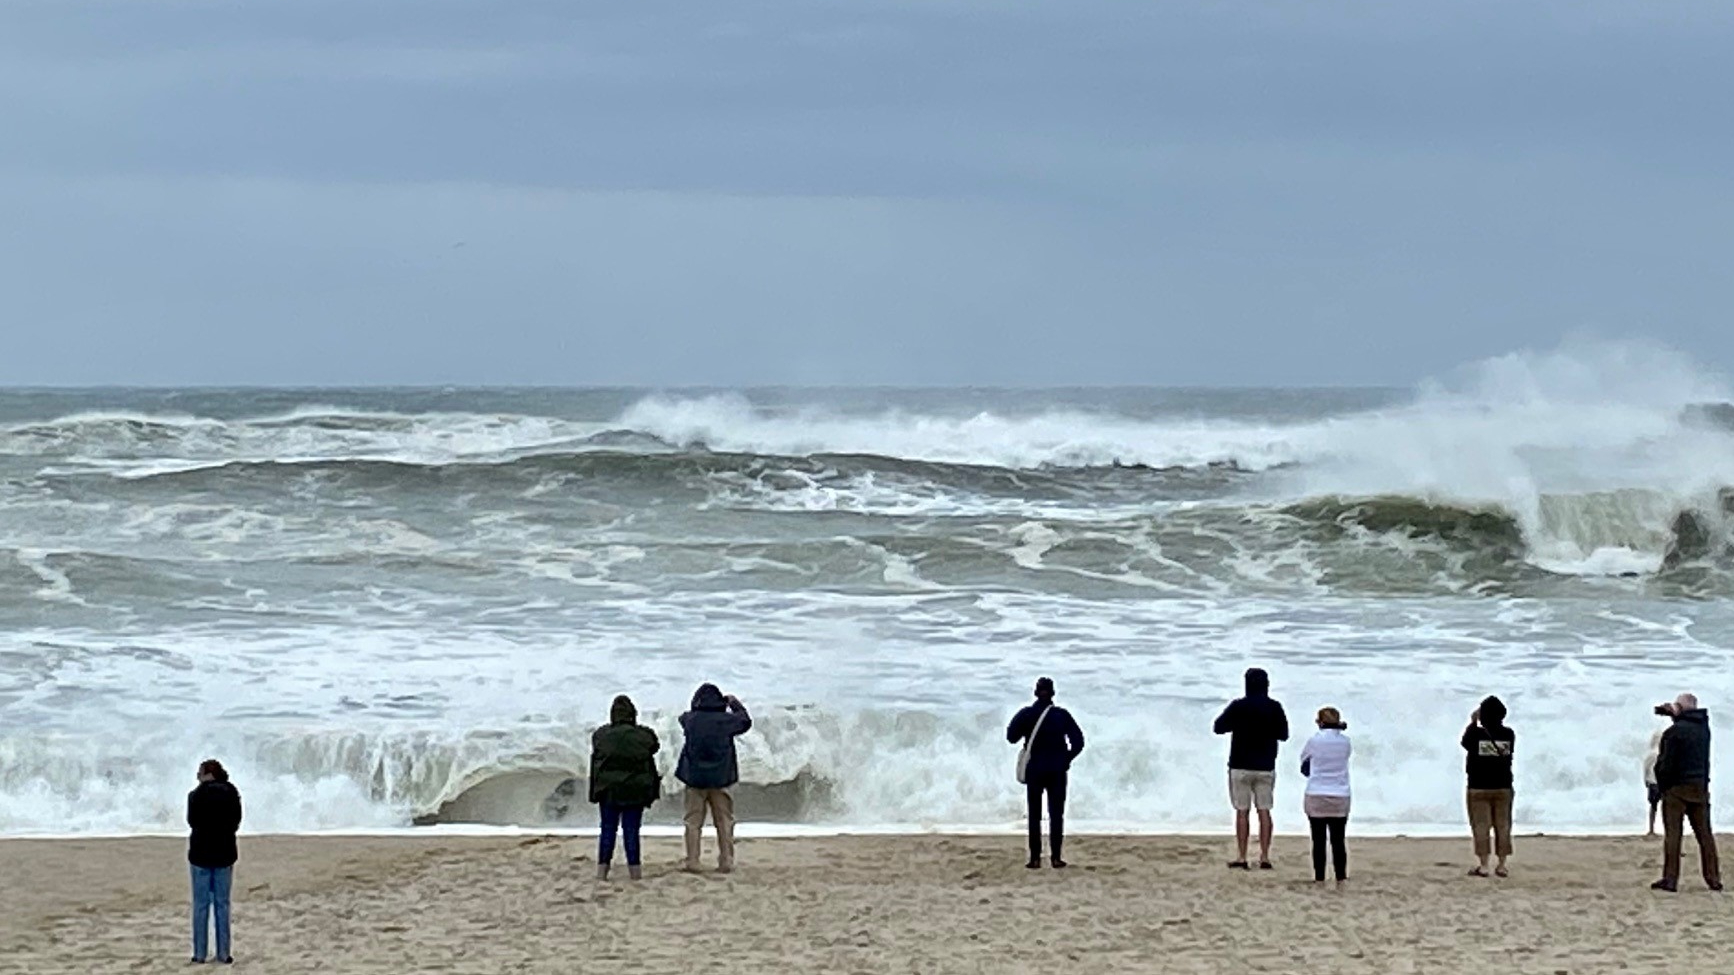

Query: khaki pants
683,788,736,870
1467,788,1514,858
1661,783,1721,887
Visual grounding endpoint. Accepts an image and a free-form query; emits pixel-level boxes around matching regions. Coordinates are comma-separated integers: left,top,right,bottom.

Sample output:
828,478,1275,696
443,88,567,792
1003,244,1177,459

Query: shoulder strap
1028,704,1054,743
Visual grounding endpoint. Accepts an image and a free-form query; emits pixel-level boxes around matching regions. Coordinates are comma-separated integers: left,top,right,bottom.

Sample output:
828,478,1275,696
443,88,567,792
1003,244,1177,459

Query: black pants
1308,816,1347,881
1026,771,1067,863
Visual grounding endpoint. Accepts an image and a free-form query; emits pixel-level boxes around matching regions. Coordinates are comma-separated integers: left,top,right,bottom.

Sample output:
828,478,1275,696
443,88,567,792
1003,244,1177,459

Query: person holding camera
676,683,752,874
1651,693,1722,892
1462,695,1515,878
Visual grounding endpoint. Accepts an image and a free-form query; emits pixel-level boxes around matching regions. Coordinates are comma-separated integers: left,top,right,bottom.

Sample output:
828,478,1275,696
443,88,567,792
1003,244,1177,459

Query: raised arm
1212,701,1238,736
726,696,753,736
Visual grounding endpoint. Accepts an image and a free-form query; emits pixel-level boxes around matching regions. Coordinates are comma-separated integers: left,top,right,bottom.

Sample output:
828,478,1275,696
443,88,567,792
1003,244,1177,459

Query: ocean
5,352,1734,835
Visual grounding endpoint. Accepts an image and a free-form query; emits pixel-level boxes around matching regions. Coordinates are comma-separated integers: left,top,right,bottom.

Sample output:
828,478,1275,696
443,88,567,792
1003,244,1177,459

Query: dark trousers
1308,816,1348,881
599,802,645,866
1026,771,1067,863
1661,784,1721,887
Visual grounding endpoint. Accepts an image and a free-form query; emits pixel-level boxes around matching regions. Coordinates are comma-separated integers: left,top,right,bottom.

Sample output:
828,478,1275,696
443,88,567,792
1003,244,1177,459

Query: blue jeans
598,803,645,866
190,865,232,961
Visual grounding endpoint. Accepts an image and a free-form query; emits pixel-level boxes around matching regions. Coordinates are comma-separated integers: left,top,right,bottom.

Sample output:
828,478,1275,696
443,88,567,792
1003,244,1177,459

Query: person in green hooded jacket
590,695,661,880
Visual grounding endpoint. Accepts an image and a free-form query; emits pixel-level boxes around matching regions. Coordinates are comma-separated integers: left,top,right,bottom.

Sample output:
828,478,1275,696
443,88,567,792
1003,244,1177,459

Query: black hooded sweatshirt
187,780,243,869
1461,696,1515,790
1213,669,1289,772
675,684,752,790
1656,708,1712,790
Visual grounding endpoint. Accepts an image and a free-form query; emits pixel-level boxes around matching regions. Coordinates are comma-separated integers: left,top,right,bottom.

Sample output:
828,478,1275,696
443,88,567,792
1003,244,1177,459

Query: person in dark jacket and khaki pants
1462,695,1516,878
187,759,242,965
1652,692,1722,892
676,683,752,873
590,694,661,881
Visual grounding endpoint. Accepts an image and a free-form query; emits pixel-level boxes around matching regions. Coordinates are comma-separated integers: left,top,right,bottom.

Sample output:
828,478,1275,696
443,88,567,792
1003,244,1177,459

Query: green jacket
589,696,662,808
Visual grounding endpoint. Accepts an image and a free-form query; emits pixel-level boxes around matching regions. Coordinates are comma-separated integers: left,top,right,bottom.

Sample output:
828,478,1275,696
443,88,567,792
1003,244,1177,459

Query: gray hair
1676,692,1700,711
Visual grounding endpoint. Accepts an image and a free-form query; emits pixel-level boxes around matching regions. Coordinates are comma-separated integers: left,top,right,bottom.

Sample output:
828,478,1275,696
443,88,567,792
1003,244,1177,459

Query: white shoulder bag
1016,705,1055,785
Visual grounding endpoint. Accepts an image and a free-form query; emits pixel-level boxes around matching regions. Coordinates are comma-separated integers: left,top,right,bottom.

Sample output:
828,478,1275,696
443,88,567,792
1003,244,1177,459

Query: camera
1656,703,1678,717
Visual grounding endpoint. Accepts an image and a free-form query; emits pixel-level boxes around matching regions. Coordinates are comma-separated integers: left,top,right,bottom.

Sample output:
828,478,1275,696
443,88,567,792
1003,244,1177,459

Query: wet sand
0,832,1725,974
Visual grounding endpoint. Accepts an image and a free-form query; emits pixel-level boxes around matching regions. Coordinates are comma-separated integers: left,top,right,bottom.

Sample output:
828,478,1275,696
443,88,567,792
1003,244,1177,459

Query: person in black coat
187,759,243,965
590,694,661,881
1652,693,1721,892
1006,677,1085,869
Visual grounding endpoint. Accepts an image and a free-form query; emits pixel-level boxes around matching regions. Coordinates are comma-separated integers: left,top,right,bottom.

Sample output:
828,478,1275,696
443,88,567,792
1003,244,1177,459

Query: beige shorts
1229,769,1276,812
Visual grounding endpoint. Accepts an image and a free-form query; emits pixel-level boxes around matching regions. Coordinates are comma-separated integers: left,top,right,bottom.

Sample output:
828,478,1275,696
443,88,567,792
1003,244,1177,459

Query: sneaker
1651,879,1679,892
1026,859,1041,869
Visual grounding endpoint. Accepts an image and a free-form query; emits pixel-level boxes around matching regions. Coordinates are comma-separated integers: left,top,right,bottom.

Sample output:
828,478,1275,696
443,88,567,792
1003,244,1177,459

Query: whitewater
4,345,1734,837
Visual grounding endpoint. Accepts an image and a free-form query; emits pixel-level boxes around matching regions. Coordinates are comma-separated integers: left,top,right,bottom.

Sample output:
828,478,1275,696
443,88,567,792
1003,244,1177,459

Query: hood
691,683,727,712
1677,708,1711,725
195,779,238,798
610,694,638,725
1244,668,1270,698
1479,695,1508,728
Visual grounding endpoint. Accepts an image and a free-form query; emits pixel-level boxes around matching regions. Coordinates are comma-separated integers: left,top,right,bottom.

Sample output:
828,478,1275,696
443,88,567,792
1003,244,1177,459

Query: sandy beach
0,831,1726,974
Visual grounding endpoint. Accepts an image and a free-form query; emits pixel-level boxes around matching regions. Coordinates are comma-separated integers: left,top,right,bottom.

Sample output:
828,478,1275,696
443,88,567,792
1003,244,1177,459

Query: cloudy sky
1,1,1730,386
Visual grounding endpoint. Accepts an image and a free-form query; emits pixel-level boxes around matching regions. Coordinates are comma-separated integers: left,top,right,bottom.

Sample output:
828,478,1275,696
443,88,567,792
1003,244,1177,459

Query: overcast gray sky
1,0,1730,386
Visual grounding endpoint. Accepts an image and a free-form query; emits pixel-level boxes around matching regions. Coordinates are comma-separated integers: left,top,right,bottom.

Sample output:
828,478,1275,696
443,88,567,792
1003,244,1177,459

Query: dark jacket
589,696,662,808
675,684,752,790
1006,700,1085,778
1213,669,1289,772
187,780,243,869
1461,723,1516,790
1656,709,1712,791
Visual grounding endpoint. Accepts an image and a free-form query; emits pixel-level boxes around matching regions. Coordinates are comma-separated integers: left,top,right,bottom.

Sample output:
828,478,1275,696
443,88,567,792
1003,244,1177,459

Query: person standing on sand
1006,677,1085,869
1213,667,1288,869
1299,707,1351,884
676,683,752,873
187,759,242,965
1645,727,1665,837
590,694,661,881
1651,693,1721,892
1462,695,1515,878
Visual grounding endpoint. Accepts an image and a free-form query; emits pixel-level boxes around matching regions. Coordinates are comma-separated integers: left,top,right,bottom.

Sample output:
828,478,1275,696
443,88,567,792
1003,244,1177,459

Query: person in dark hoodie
1213,668,1289,869
187,759,242,965
1652,692,1721,892
1006,677,1085,869
1462,695,1516,878
676,683,752,873
590,694,661,881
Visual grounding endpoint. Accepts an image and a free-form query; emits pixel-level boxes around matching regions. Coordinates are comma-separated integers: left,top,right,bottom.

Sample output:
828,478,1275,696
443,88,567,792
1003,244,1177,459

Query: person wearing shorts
1229,769,1276,813
1214,668,1289,869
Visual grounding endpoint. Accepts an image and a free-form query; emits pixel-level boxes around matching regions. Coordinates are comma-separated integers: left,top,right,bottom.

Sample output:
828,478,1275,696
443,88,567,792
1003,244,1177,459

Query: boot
628,865,643,881
596,863,611,881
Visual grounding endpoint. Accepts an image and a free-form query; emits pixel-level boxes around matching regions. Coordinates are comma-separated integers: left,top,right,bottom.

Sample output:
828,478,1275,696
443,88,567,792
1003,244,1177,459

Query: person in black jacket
675,684,752,873
590,694,661,881
187,759,242,965
1006,677,1085,869
1651,693,1722,892
1462,695,1515,878
1213,668,1288,869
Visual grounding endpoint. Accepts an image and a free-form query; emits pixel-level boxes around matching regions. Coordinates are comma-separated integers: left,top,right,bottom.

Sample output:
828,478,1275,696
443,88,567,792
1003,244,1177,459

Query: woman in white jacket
1300,707,1351,884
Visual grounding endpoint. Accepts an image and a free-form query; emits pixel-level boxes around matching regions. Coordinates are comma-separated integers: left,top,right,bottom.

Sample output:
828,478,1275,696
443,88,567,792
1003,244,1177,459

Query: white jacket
1300,728,1352,798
